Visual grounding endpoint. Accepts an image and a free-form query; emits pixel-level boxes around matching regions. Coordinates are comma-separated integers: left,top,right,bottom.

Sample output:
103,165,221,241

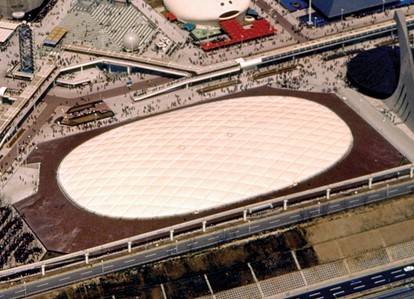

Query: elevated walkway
132,66,242,102
59,57,192,78
0,64,58,149
62,44,202,75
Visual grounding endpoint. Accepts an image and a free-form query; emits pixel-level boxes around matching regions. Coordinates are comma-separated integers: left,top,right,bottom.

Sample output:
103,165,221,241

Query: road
0,179,413,298
289,264,414,299
368,283,414,298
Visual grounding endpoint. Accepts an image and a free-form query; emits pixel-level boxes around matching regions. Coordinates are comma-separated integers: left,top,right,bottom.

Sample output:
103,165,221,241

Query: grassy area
305,194,414,264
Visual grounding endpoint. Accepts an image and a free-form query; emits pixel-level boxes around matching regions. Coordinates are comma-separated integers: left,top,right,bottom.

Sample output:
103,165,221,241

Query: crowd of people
0,206,43,269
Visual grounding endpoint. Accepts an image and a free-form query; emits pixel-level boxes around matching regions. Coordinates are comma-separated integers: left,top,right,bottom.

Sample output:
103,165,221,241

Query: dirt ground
38,228,309,299
381,219,414,246
303,194,414,263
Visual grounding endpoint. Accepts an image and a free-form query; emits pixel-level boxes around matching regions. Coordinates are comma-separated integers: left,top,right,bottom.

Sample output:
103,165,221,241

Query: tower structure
385,10,414,131
18,21,34,73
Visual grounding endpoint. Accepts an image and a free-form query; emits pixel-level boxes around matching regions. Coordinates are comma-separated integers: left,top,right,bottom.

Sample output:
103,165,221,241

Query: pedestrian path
72,1,156,50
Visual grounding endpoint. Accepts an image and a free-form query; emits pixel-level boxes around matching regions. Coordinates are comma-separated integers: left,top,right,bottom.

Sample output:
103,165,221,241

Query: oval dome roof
57,96,352,219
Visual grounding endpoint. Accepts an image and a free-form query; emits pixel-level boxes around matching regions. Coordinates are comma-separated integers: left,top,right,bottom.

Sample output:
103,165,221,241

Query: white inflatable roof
57,96,352,219
163,0,251,23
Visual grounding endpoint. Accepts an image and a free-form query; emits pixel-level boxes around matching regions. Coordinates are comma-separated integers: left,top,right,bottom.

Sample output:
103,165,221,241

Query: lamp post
307,0,313,26
382,0,385,13
341,8,344,22
0,172,3,202
240,34,244,51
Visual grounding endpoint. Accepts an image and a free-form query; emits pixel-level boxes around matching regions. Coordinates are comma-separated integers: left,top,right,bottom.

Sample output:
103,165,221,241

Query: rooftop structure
123,31,140,52
163,0,251,27
201,18,275,51
57,95,352,219
0,20,19,44
43,26,67,47
312,0,399,19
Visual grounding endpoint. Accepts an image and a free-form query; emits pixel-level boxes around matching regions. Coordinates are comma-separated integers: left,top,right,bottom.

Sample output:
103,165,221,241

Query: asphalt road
289,264,414,299
1,180,413,298
373,283,414,298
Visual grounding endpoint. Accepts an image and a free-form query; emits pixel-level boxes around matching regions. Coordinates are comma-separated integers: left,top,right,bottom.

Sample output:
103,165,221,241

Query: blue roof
312,0,400,18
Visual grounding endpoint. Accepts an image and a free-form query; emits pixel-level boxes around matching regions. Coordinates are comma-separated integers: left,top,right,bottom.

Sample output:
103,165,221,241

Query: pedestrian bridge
59,57,192,78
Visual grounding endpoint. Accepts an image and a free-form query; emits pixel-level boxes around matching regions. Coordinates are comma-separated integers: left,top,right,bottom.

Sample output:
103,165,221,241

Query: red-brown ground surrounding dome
15,87,406,253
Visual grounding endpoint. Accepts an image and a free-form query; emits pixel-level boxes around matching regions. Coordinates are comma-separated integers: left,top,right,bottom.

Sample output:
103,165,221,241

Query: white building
163,0,251,27
57,96,352,219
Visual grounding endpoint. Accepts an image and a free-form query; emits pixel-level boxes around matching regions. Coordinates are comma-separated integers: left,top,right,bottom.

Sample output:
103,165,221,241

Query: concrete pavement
339,88,414,162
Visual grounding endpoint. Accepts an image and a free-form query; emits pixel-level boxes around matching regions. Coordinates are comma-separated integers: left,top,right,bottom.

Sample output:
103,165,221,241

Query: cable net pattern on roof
57,96,353,219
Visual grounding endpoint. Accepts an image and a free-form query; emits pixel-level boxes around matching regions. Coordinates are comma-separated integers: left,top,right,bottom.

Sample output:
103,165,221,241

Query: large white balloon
163,0,251,25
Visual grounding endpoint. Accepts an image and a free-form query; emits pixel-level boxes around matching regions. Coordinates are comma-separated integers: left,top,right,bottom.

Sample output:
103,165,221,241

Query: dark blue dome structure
347,46,414,99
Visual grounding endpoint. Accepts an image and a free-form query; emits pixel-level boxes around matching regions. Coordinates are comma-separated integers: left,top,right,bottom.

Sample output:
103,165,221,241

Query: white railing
0,163,412,280
59,57,191,78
